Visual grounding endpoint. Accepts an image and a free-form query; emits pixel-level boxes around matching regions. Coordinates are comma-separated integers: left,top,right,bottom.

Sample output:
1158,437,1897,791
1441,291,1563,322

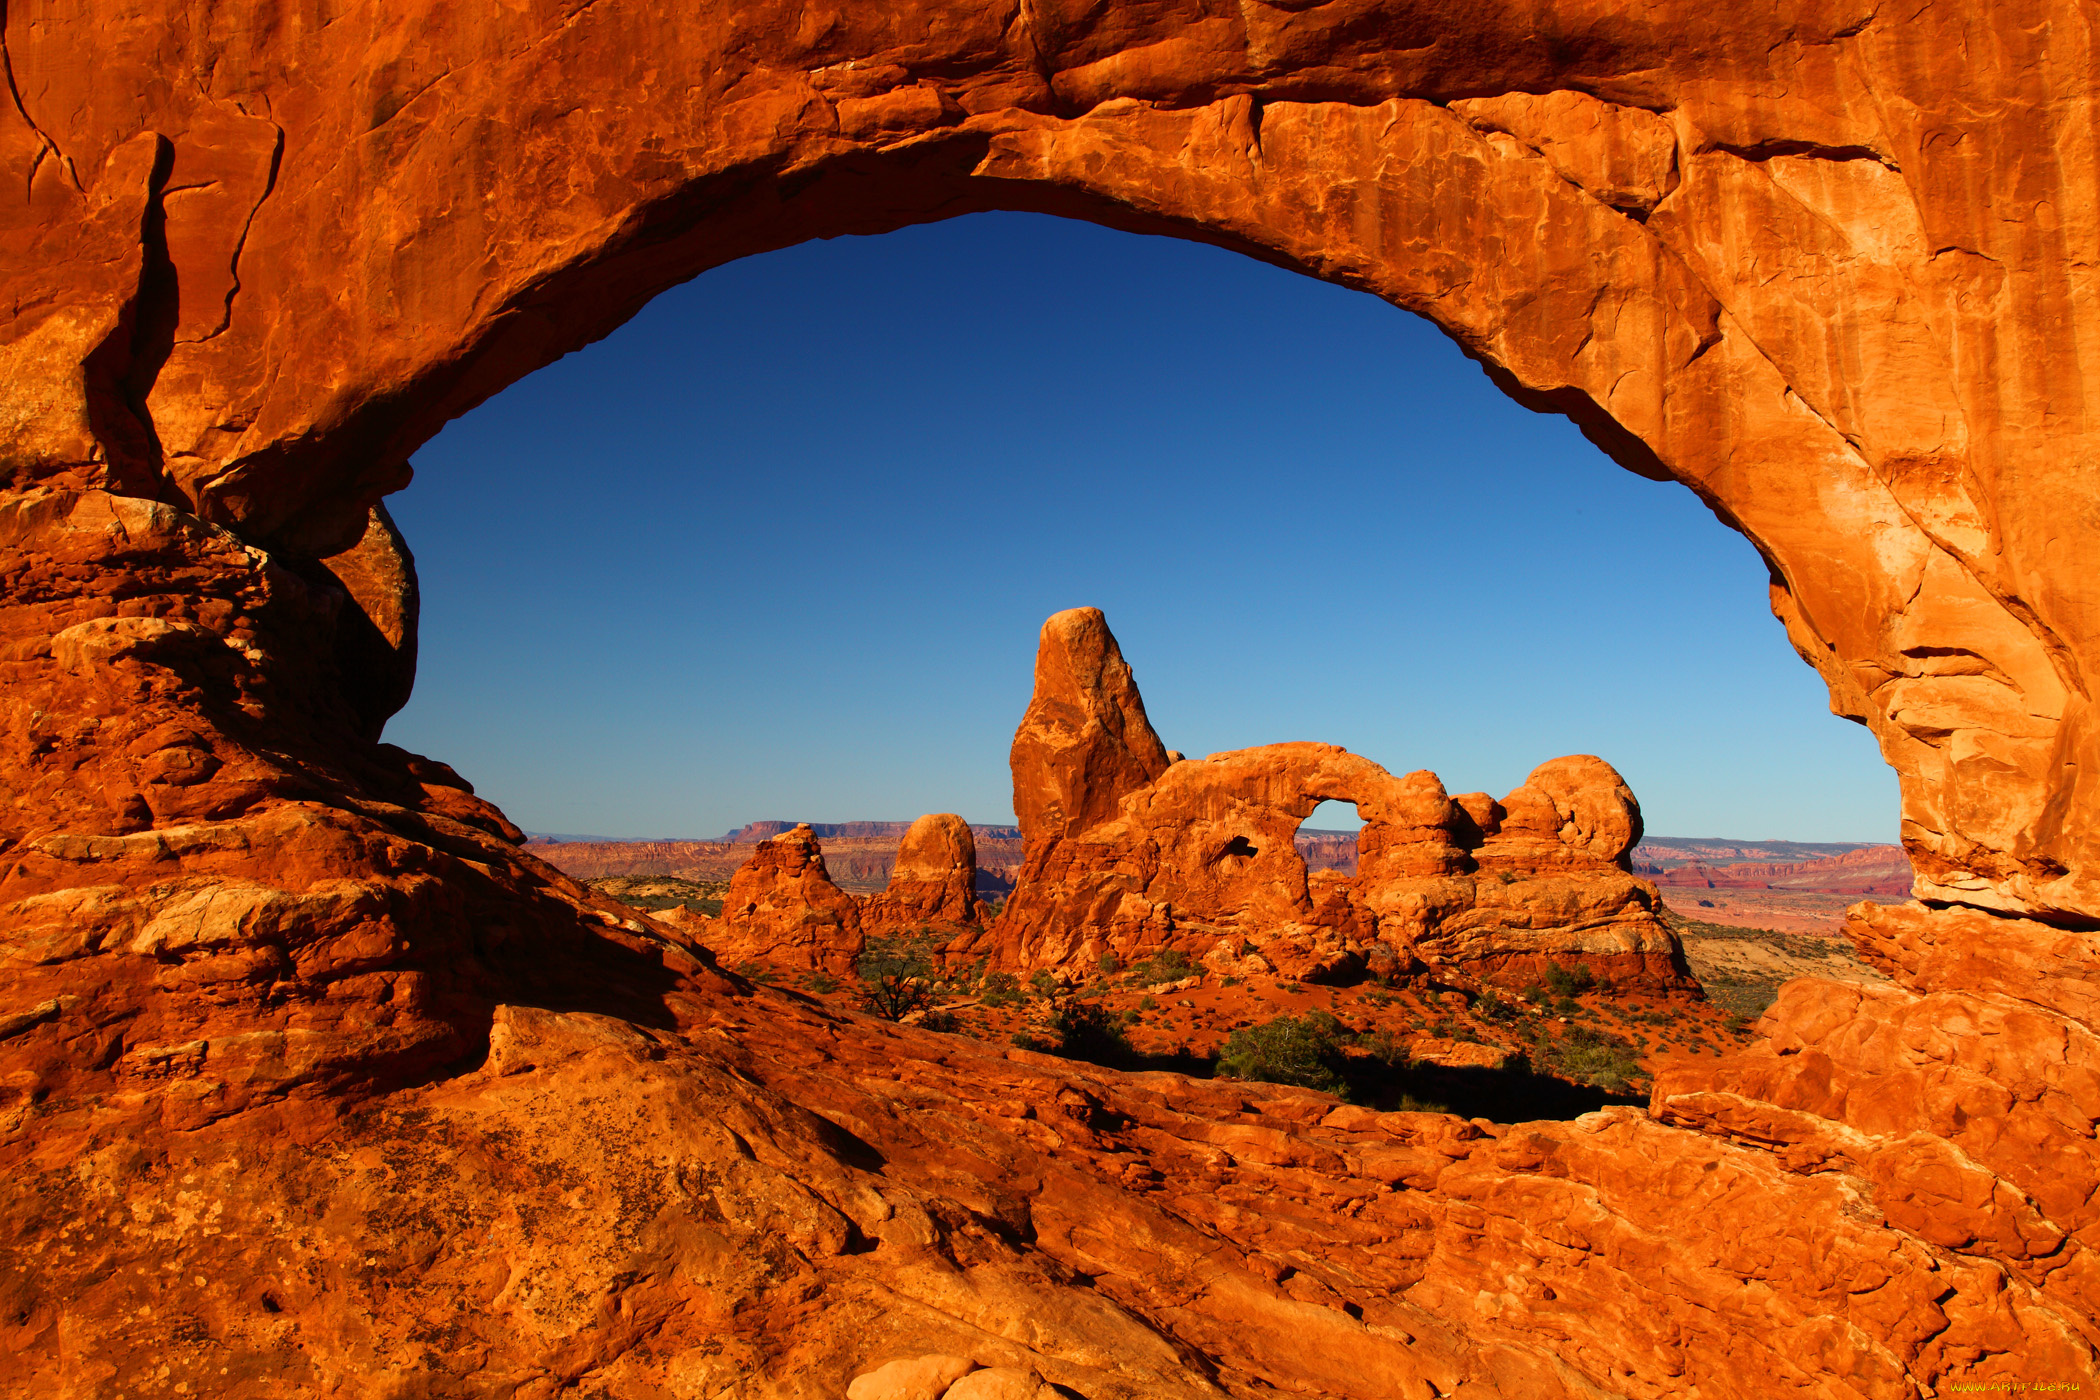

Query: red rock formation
974,637,1690,989
861,813,986,935
1009,608,1172,860
5,3,2100,1394
713,823,864,973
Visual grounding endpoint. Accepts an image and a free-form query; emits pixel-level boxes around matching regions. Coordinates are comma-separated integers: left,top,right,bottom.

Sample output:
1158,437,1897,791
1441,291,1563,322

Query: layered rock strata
974,614,1691,989
4,1,2100,1394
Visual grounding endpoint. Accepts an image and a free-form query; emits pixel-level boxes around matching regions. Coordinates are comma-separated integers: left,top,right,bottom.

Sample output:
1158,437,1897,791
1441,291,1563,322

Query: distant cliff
529,823,1026,893
529,825,1909,898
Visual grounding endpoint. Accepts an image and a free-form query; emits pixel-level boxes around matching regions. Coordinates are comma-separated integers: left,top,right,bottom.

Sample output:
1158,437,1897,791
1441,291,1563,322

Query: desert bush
734,960,773,984
1476,988,1520,1023
1544,962,1596,998
1536,1023,1643,1092
802,970,840,995
1046,998,1134,1067
855,936,935,1021
1357,1029,1409,1068
1098,952,1120,975
1216,1011,1349,1095
1131,948,1194,983
1028,969,1060,999
919,1008,960,1034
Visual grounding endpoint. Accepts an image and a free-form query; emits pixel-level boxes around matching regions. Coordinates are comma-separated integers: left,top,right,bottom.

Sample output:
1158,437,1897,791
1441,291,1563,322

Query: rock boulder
860,813,986,935
713,823,864,973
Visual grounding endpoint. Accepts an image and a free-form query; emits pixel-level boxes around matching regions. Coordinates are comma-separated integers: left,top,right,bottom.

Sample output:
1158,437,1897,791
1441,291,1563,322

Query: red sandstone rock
860,813,986,935
714,823,864,973
1008,608,1171,860
4,4,2100,1394
973,626,1690,990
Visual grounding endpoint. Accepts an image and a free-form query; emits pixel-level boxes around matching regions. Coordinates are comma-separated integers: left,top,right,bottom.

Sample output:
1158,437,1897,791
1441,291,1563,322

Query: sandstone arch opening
387,212,1893,862
1298,800,1364,877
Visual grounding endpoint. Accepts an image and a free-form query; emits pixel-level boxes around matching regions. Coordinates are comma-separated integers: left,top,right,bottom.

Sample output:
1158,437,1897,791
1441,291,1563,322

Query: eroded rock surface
4,1,2100,1394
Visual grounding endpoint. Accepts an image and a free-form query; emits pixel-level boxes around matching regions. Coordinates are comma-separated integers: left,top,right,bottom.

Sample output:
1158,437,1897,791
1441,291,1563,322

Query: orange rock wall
4,2,2100,1395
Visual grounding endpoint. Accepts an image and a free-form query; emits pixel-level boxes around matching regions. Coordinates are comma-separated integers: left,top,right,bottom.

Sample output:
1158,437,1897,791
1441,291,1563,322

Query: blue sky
386,212,1898,842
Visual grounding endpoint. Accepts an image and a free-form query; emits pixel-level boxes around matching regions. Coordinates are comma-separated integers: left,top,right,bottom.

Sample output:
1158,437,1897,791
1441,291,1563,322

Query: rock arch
979,609,1692,988
4,3,2099,1395
6,1,2094,920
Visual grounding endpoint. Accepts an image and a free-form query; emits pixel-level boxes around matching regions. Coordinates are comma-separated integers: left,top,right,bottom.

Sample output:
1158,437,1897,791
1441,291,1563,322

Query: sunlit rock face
3,1,2099,1394
713,822,866,973
860,812,987,936
972,611,1695,990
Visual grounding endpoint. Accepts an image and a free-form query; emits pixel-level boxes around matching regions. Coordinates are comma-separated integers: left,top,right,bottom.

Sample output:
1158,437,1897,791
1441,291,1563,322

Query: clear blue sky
386,212,1898,843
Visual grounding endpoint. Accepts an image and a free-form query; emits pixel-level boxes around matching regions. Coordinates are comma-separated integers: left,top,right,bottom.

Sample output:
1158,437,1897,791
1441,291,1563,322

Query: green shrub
1476,988,1520,1022
979,971,1022,1006
802,969,840,995
855,936,935,1020
919,1008,960,1034
1393,1093,1451,1113
1028,969,1060,999
1536,1023,1643,1093
1544,962,1596,998
734,960,773,984
1097,951,1121,975
1357,1029,1409,1068
1139,994,1159,1011
1216,1012,1349,1095
1046,998,1133,1067
1133,948,1194,983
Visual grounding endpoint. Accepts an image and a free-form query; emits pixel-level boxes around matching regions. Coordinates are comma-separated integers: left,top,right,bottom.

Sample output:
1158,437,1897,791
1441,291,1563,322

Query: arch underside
3,1,2100,1394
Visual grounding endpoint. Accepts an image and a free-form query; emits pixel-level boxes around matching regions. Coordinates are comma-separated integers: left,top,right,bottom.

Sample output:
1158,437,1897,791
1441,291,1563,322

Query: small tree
1544,962,1595,998
1216,1011,1349,1095
855,935,935,1021
1046,997,1133,1067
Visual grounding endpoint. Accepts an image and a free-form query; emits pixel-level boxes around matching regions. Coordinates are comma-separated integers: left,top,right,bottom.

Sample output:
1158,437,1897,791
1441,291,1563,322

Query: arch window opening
382,211,1900,1117
1296,800,1363,877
